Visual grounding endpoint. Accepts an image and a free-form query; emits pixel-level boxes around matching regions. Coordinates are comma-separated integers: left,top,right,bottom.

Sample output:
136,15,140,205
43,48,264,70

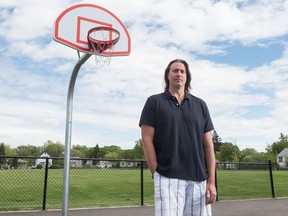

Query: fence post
268,160,275,198
140,160,144,206
42,157,49,210
215,162,218,202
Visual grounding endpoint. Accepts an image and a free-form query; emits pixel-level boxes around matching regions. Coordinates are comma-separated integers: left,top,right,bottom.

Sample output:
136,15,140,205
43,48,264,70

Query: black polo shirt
139,91,214,181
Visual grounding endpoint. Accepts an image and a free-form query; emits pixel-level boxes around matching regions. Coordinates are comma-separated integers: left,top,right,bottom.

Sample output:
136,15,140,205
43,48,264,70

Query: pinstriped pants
153,172,212,216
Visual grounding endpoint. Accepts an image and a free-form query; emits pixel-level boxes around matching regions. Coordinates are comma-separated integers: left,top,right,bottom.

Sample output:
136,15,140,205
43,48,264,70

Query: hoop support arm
62,53,92,216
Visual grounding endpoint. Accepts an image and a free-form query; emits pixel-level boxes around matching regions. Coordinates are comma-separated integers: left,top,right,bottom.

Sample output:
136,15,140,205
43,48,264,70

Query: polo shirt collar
164,91,190,101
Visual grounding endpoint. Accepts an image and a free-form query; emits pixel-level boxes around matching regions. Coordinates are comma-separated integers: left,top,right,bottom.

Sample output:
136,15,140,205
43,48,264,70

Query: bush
36,164,43,169
49,165,62,169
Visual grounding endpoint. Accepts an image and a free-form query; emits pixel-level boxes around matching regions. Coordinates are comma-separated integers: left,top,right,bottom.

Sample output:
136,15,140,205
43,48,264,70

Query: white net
88,27,120,67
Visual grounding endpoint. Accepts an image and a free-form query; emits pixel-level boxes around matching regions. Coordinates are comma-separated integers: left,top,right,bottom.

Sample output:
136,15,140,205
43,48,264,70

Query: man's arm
203,131,217,203
141,125,157,174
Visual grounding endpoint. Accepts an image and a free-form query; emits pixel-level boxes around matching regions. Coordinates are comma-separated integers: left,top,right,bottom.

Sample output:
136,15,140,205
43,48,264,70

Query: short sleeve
139,96,156,128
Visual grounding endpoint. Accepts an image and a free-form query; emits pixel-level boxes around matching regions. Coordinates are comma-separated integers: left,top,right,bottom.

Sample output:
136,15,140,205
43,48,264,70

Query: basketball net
87,27,120,67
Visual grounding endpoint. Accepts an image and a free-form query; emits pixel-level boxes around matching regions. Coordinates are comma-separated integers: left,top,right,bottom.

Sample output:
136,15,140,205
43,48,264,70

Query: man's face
168,62,187,89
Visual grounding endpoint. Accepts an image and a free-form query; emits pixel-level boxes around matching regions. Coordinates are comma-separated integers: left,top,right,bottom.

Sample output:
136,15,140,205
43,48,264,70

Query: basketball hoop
87,26,120,66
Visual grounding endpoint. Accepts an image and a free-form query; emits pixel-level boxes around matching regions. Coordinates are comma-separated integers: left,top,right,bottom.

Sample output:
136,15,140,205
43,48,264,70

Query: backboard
54,4,131,56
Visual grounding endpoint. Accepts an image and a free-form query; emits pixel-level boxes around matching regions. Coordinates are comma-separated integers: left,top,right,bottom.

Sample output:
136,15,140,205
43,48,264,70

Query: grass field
0,169,287,211
216,170,288,200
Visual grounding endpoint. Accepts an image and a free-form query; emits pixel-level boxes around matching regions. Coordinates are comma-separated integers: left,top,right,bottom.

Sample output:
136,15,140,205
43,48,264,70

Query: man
139,59,217,216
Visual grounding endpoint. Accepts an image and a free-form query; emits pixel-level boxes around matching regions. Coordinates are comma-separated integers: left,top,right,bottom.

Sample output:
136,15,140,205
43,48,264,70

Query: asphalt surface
0,198,287,216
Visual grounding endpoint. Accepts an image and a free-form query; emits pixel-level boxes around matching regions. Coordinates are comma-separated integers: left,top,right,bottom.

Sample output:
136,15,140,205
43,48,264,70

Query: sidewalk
1,198,287,216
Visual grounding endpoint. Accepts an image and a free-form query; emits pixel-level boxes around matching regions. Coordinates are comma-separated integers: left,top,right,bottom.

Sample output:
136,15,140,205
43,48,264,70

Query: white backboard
54,4,131,56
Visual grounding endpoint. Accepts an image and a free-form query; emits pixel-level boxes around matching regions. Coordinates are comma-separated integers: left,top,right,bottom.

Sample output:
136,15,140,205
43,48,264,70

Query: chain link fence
0,156,154,211
215,161,277,201
0,156,287,212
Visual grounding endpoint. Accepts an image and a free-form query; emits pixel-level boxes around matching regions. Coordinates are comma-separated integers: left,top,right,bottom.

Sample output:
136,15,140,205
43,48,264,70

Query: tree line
1,132,288,165
213,131,288,163
0,139,144,162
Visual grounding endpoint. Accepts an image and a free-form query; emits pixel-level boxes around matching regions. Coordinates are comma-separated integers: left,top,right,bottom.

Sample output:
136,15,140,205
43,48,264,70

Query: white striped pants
154,172,212,216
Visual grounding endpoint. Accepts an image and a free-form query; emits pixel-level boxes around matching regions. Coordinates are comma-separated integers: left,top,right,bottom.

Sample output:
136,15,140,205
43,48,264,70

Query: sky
0,0,288,152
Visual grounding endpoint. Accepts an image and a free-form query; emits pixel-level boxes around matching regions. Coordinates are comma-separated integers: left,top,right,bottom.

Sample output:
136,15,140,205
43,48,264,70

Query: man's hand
206,183,217,204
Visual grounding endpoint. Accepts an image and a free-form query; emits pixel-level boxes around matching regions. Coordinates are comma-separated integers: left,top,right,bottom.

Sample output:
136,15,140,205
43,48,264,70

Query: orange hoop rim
87,26,120,46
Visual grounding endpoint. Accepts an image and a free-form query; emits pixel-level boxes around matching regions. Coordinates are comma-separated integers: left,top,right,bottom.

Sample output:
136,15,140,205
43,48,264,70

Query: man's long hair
164,59,192,92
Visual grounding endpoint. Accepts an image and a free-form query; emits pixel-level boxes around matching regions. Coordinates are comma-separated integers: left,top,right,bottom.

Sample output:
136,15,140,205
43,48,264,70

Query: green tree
121,149,138,159
90,144,100,165
11,157,18,168
266,133,288,156
218,142,240,162
16,145,41,156
250,152,271,163
43,140,64,167
100,145,121,158
1,144,16,156
71,144,89,158
105,151,122,159
212,130,222,152
101,141,144,159
239,148,258,162
43,140,64,157
0,143,6,165
92,144,100,159
133,139,144,159
240,148,270,163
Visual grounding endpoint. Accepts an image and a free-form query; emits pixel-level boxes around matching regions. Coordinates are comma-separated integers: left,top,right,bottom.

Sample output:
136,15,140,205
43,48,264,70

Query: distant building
35,152,53,167
71,157,82,168
277,148,288,168
18,159,28,169
97,161,112,168
120,161,137,168
85,160,113,168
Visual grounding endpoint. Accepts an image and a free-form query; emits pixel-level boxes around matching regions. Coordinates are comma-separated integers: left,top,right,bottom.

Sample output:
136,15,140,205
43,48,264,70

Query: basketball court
1,198,287,216
51,4,288,216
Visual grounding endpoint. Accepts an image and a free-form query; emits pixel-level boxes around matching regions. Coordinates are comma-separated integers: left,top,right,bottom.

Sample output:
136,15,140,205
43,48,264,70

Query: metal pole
140,160,144,206
215,163,218,202
42,157,49,210
62,53,91,216
268,160,275,198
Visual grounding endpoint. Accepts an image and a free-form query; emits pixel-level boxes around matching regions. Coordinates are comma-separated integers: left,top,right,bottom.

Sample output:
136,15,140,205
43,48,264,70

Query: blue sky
0,0,288,152
199,40,285,68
